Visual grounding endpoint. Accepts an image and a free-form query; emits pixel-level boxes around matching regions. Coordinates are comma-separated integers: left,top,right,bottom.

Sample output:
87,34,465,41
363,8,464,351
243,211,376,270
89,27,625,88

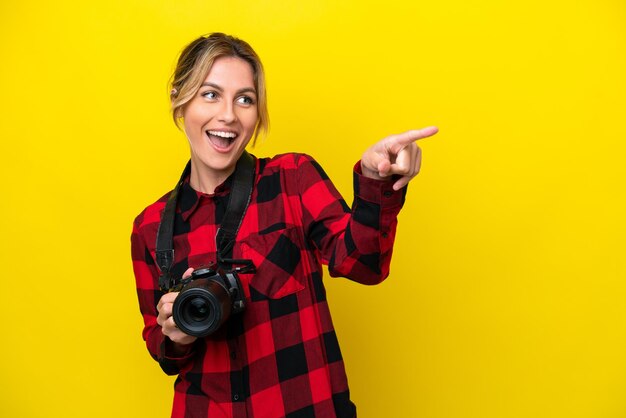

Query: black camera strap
215,151,255,267
155,151,256,291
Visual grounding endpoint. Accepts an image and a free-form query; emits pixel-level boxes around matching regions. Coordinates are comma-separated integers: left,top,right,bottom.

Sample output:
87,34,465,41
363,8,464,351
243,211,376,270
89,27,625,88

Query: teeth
208,130,236,139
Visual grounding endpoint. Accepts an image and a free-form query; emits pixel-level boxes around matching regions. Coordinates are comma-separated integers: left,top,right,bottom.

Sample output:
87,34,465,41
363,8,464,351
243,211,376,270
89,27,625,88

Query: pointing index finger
390,126,439,147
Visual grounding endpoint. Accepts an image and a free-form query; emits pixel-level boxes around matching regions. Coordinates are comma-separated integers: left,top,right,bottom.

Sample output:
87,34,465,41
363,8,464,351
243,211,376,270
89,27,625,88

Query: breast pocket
241,226,307,299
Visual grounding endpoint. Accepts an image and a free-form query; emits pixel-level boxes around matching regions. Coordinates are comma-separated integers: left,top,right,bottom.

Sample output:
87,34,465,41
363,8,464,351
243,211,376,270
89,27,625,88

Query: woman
131,33,437,418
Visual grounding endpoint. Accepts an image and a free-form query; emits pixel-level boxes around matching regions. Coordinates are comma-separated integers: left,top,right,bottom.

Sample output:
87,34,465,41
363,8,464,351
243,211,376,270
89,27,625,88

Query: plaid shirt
131,153,406,418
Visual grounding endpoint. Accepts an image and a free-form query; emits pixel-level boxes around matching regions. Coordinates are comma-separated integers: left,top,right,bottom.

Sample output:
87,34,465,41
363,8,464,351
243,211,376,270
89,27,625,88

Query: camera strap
155,151,256,291
215,151,255,267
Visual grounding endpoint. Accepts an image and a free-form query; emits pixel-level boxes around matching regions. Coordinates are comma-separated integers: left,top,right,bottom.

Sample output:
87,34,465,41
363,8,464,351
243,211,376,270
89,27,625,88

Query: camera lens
188,298,211,321
172,278,232,337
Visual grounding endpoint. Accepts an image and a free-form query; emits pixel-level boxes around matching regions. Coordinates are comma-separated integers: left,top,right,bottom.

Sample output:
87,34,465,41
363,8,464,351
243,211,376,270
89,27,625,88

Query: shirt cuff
353,161,406,207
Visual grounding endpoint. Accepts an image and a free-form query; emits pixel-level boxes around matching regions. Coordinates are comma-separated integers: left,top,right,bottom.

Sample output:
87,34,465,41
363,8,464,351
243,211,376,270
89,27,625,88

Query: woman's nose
217,101,236,124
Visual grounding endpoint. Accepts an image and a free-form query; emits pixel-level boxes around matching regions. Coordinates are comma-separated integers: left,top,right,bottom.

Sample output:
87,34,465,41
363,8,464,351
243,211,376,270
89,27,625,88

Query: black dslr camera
170,264,247,337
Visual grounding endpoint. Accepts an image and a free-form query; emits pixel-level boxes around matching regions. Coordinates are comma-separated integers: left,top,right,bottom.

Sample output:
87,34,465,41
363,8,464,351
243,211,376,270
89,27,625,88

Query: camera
171,265,246,337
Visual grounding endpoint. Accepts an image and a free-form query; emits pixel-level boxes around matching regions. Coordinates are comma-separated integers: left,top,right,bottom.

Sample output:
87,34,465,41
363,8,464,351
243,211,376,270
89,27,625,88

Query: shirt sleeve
131,216,196,375
296,154,406,284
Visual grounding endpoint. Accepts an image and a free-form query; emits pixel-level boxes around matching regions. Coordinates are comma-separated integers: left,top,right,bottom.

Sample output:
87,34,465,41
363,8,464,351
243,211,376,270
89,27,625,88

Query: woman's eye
202,91,218,99
237,96,255,105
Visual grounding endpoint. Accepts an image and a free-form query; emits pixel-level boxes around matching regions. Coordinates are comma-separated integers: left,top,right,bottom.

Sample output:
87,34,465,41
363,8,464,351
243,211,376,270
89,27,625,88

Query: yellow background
1,1,625,417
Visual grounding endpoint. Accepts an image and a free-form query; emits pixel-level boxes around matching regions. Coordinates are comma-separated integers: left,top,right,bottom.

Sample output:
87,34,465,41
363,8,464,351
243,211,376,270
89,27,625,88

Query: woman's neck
188,163,234,195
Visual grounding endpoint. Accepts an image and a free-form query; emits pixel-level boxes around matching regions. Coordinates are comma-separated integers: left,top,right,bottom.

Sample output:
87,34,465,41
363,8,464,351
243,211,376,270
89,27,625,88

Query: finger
413,146,422,176
168,316,178,330
392,147,422,190
163,292,180,302
157,302,173,326
158,292,179,310
387,126,438,154
388,144,415,176
362,150,388,175
182,268,194,280
160,302,173,318
164,316,178,331
377,159,392,177
393,175,411,191
161,316,178,336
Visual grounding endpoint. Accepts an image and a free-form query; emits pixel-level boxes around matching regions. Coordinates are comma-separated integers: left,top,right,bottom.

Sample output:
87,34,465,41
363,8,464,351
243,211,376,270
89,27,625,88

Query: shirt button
383,190,393,197
382,232,389,238
233,394,240,401
230,350,237,359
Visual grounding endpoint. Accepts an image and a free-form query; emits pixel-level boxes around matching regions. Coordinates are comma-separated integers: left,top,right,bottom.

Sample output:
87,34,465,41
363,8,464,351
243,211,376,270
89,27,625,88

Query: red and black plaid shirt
131,153,406,418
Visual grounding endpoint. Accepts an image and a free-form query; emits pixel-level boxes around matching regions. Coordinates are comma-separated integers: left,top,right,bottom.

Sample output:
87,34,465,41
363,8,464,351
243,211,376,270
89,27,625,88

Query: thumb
182,267,195,280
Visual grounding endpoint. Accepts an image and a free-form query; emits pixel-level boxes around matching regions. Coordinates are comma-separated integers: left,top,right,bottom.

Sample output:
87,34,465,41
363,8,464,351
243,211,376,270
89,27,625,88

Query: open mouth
206,130,238,150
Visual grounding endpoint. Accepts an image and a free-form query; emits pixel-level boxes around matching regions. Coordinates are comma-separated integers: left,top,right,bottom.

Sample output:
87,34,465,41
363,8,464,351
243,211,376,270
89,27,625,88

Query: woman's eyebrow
201,82,256,95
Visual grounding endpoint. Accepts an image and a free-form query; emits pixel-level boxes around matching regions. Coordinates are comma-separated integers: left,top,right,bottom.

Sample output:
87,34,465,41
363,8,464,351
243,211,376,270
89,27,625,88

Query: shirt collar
178,175,234,221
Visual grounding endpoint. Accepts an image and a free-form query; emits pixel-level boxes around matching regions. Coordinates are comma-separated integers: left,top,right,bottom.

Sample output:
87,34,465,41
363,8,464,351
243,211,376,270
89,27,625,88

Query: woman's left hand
361,126,439,190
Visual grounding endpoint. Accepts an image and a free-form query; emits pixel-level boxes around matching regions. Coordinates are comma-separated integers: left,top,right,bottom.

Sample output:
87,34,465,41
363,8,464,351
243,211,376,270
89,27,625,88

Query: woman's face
183,56,258,184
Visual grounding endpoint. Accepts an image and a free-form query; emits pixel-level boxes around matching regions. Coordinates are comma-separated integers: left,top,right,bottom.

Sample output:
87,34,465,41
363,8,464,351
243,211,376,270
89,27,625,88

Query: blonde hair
169,33,269,144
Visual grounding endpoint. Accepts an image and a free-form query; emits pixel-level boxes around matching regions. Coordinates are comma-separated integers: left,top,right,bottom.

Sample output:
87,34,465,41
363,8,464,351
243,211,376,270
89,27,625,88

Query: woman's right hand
157,268,197,347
